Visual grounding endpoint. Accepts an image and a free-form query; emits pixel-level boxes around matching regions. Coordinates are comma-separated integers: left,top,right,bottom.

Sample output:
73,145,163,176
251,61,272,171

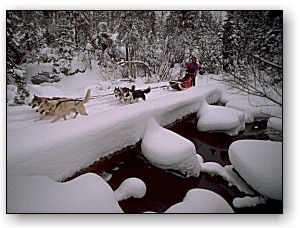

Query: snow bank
27,84,66,97
267,117,282,141
141,118,202,177
164,189,234,213
229,140,282,200
196,99,245,136
225,96,282,123
114,177,146,201
7,173,123,213
8,86,219,181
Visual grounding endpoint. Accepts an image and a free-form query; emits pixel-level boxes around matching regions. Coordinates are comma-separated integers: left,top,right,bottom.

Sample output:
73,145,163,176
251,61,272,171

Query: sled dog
40,89,91,123
29,95,66,109
114,86,134,103
125,85,151,103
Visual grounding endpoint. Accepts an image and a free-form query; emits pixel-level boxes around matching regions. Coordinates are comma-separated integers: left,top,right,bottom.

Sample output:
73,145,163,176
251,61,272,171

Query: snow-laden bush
7,85,18,105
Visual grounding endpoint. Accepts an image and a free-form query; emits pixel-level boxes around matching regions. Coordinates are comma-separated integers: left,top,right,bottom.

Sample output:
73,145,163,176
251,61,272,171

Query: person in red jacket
185,57,199,86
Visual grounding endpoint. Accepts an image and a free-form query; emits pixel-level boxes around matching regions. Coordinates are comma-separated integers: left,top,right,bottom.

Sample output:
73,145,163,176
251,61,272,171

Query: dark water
67,114,282,213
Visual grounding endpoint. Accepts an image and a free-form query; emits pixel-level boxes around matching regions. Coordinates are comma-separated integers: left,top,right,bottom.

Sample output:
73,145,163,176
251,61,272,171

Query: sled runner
169,73,193,91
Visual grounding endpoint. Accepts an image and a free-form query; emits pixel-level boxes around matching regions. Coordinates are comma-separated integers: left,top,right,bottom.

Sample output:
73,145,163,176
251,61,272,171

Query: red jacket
186,62,199,74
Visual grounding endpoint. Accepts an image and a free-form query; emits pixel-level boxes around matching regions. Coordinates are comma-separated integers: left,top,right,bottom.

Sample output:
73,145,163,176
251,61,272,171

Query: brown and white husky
40,89,91,123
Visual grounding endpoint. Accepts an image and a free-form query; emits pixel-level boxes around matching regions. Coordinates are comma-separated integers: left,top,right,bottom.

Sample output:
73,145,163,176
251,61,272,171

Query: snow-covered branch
117,60,153,76
250,54,282,69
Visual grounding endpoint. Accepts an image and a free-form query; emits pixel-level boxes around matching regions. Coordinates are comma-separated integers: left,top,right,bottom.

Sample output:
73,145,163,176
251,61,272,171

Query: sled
169,74,193,91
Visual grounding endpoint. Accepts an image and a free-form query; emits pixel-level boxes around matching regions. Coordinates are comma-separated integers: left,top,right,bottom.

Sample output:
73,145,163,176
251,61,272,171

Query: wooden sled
169,74,193,91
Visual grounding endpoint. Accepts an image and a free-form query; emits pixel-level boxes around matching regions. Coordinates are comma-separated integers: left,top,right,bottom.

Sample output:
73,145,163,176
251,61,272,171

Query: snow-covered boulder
114,177,146,201
7,173,123,213
229,140,282,201
233,196,266,208
165,189,234,213
196,99,245,136
225,97,282,123
141,117,202,177
267,117,282,141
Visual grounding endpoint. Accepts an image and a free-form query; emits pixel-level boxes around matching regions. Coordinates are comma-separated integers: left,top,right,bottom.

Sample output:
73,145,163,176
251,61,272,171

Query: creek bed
66,114,282,213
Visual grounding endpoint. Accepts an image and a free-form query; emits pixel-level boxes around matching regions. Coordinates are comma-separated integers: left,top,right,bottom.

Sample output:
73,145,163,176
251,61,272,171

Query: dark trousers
192,74,196,86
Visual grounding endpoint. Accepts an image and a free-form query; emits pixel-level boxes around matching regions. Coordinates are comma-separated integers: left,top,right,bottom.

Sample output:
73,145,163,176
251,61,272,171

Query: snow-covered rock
267,117,282,141
114,177,146,201
225,97,282,123
201,162,224,176
196,99,245,136
201,163,255,195
233,196,266,208
229,140,282,200
7,173,123,213
165,189,234,213
141,117,202,177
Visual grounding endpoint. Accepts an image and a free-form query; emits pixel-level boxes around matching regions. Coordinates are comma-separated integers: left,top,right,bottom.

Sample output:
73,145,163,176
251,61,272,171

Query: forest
7,10,282,106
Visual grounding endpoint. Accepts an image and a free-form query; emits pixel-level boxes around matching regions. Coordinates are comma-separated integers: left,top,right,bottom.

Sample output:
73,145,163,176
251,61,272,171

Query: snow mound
197,99,245,136
267,117,282,141
225,97,282,123
165,189,234,213
141,117,202,177
7,173,123,213
233,196,266,208
229,140,282,200
114,177,146,201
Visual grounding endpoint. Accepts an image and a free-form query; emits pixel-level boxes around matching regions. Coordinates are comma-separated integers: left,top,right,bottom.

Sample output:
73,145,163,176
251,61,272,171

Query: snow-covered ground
7,64,283,213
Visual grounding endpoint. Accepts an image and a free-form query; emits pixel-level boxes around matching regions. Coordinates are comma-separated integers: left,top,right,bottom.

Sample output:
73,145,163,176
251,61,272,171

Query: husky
29,95,66,109
125,86,151,103
114,86,134,103
36,97,70,121
29,95,47,108
40,89,91,123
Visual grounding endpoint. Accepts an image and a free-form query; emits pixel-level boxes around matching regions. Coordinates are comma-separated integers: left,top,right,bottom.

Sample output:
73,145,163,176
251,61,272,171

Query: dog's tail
83,89,91,103
143,87,151,94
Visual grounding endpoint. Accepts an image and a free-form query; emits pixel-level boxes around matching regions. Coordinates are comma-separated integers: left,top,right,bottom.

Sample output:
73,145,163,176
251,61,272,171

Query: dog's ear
34,94,36,98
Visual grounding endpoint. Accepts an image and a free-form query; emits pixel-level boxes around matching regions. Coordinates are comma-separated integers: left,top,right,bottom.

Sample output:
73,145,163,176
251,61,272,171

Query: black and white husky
114,85,151,103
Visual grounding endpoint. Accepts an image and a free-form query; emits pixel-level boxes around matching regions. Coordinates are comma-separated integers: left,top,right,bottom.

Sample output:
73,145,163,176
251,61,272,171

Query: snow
7,70,282,212
114,177,146,201
201,162,255,195
141,117,202,177
7,173,123,213
7,84,17,105
8,77,219,181
225,96,282,123
233,196,266,208
164,189,234,213
14,69,25,77
267,116,282,141
196,99,245,136
229,140,282,200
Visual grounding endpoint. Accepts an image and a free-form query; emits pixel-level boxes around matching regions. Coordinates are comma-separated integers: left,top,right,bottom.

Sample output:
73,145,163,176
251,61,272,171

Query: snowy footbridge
7,85,221,182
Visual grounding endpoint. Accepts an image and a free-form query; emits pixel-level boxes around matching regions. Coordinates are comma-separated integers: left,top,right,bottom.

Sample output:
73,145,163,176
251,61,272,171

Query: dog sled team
29,55,202,123
29,84,151,123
